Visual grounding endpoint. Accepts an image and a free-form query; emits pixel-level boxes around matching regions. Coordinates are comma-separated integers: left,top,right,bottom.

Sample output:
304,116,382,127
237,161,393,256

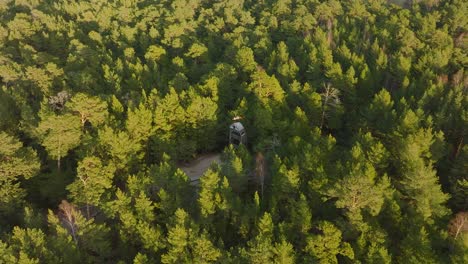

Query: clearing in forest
179,153,221,182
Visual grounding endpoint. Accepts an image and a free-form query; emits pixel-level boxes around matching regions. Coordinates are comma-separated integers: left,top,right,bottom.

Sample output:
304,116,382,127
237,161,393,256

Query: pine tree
0,132,40,215
305,221,354,263
198,168,228,218
221,145,249,194
2,227,56,263
148,159,192,221
354,224,392,264
448,146,468,210
68,93,108,128
104,188,164,257
48,200,111,263
327,144,391,223
397,225,439,264
365,89,397,134
67,156,115,218
394,126,449,220
235,47,257,73
161,209,191,264
126,102,154,144
273,239,295,264
192,232,222,264
243,213,275,264
162,209,221,263
98,126,141,171
198,166,240,242
185,93,218,152
248,70,285,105
269,156,301,220
153,88,187,158
37,113,82,169
268,42,298,86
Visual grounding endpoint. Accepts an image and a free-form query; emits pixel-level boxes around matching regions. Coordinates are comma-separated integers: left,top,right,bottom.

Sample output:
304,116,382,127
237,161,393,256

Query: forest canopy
0,0,467,263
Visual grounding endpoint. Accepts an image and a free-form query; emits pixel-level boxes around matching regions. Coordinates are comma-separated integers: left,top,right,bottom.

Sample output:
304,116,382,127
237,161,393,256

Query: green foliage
37,113,82,168
305,221,354,263
105,187,164,257
67,156,115,217
397,226,439,264
248,70,285,104
393,127,450,220
221,145,250,193
162,209,221,264
2,227,55,263
68,93,108,128
98,126,141,171
0,133,40,214
235,47,257,73
327,144,391,223
198,168,228,218
242,213,276,263
0,0,466,262
48,201,111,263
126,103,154,143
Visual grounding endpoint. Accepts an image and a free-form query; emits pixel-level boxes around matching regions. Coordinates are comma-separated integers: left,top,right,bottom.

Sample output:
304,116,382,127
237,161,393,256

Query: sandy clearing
179,153,221,181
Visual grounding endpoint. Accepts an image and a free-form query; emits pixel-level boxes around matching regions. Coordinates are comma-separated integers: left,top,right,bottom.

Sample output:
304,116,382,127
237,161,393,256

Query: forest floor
388,0,408,6
178,153,221,182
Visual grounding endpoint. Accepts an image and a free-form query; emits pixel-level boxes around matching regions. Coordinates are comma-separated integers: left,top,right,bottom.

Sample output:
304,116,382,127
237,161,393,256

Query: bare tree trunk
319,83,340,131
327,19,333,46
86,204,90,219
256,153,265,199
449,212,467,240
57,136,61,171
453,136,464,159
320,105,327,130
59,200,79,245
320,84,331,130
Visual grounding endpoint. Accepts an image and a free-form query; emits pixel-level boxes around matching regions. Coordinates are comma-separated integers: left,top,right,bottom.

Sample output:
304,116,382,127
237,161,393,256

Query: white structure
229,122,247,145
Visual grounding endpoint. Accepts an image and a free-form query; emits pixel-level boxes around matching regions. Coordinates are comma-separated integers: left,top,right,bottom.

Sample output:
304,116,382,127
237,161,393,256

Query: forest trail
179,153,221,182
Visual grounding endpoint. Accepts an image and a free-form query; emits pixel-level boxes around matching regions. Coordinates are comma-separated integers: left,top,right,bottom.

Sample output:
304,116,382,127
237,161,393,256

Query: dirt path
179,153,221,182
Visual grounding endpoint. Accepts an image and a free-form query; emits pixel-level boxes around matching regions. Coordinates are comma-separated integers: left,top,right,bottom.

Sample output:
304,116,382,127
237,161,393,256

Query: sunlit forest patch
0,0,466,263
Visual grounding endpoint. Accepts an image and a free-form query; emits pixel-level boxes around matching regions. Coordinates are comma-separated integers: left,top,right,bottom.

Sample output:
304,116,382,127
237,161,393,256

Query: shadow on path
178,153,221,181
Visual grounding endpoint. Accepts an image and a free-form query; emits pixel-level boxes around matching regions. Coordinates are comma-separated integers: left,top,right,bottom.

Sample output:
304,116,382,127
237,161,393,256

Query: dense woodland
0,0,467,263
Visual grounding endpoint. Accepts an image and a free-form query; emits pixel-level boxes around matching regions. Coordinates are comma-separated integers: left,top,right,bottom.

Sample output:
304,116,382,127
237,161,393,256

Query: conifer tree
273,239,295,264
235,47,257,74
393,125,449,220
0,132,40,214
221,145,249,194
1,227,56,263
327,144,391,223
126,102,154,144
305,221,354,263
68,93,108,128
162,209,221,264
185,93,218,151
67,156,116,218
397,225,439,264
37,113,81,169
0,0,466,262
98,126,141,171
47,200,110,263
243,213,275,263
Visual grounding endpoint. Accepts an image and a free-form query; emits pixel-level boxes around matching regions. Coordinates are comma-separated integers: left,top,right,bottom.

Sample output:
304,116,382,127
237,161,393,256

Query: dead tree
255,152,265,199
320,83,341,130
58,200,79,245
448,212,468,240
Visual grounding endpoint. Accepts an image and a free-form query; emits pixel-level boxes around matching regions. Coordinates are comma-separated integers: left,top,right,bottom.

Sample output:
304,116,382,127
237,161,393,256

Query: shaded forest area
0,0,467,263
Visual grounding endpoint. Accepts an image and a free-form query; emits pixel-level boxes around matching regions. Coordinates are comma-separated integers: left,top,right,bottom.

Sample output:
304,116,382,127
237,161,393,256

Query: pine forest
0,0,467,263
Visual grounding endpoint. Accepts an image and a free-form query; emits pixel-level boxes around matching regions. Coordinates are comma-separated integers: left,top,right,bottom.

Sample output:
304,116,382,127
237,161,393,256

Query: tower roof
230,122,245,132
